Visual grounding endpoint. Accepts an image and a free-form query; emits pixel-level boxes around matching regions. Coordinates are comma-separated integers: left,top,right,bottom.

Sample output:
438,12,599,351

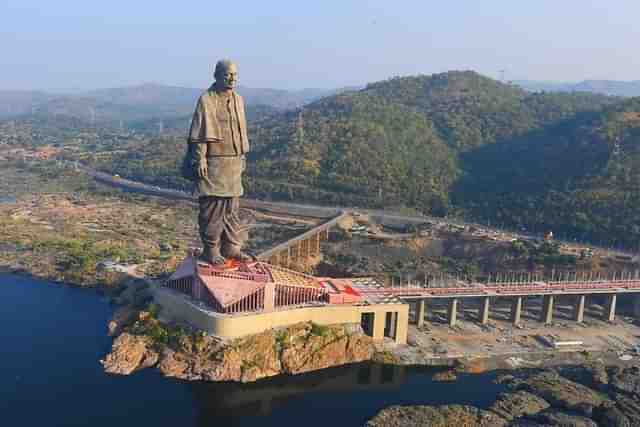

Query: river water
0,273,505,426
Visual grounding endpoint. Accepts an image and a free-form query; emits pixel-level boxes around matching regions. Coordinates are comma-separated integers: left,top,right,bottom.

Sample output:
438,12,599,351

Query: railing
223,288,265,314
356,279,640,299
197,263,271,282
275,284,328,308
164,277,193,295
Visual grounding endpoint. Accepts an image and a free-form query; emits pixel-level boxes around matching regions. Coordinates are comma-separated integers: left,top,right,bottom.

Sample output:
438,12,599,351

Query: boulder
366,404,507,427
489,390,549,421
432,369,458,382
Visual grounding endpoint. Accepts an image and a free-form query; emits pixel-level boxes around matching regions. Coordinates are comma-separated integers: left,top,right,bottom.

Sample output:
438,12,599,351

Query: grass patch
310,322,331,338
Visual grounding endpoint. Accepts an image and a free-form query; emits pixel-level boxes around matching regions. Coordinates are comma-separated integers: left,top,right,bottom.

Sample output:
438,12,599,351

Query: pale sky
1,0,639,91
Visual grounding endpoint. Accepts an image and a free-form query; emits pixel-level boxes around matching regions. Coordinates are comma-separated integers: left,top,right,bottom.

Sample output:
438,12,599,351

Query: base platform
154,255,408,344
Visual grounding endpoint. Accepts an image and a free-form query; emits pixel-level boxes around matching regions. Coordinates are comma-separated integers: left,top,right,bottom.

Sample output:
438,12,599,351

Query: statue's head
214,59,238,90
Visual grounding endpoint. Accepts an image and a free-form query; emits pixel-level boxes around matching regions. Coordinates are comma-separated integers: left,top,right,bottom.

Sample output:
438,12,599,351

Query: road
70,161,637,259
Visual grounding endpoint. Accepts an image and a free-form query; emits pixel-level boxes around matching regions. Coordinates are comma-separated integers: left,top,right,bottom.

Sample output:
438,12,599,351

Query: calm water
0,273,505,426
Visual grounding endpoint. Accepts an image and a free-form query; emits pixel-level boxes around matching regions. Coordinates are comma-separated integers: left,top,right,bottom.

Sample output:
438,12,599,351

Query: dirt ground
394,294,640,367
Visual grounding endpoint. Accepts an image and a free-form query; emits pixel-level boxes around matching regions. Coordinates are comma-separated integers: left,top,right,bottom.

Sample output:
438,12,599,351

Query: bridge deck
256,212,348,261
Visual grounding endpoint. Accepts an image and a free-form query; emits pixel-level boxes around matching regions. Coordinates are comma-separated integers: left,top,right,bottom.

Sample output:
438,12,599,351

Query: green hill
249,71,616,213
458,97,640,247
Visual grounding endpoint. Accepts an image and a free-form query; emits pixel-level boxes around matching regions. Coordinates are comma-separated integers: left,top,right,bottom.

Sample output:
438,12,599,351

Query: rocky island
101,281,378,383
368,364,640,426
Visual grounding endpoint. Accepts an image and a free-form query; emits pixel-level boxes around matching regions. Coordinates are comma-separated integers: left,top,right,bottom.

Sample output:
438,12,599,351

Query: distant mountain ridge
0,83,353,121
516,79,640,97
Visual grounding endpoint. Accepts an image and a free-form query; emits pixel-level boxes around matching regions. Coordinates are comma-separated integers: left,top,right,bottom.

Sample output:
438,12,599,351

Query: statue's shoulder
233,91,246,106
197,89,218,107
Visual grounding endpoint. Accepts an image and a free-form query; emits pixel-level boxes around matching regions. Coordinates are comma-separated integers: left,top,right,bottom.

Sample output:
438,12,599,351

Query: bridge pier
540,295,555,324
511,296,523,325
448,298,458,327
480,297,491,324
574,295,586,323
604,294,617,322
372,312,385,341
633,295,640,319
416,299,426,327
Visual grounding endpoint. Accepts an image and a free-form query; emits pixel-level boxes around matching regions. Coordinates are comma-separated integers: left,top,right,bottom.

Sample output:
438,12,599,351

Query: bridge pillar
511,296,523,325
540,295,555,324
448,298,459,327
633,295,640,319
396,309,408,345
604,294,617,322
416,299,426,327
372,312,385,341
574,295,586,323
480,297,491,324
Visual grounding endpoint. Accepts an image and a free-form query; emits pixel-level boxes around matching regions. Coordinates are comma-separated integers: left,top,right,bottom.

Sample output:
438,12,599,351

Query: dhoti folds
198,196,247,259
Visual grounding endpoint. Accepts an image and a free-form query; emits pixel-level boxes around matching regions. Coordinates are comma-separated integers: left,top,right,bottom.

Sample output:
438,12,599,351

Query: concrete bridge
256,212,348,268
355,274,640,328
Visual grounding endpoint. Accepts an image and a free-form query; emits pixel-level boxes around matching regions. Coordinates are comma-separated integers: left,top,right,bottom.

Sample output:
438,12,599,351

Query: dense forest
14,71,640,249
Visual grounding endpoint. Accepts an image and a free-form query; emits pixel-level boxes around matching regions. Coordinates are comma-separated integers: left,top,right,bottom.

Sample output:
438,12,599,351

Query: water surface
0,273,505,426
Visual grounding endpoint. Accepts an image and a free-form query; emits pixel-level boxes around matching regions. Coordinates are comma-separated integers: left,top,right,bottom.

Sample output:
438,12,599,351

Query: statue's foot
222,247,255,263
199,245,226,266
198,253,226,266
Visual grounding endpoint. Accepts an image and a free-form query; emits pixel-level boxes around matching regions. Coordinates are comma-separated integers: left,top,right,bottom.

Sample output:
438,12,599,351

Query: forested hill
249,71,617,214
458,97,640,247
75,70,639,247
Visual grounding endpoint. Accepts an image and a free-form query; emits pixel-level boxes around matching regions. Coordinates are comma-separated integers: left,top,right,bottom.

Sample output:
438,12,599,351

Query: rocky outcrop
279,323,374,375
609,393,640,426
557,362,609,390
368,366,640,427
520,370,610,416
596,405,632,427
609,366,640,395
431,369,457,382
366,404,507,427
107,305,138,336
489,391,549,421
103,319,375,383
101,333,159,375
526,409,599,427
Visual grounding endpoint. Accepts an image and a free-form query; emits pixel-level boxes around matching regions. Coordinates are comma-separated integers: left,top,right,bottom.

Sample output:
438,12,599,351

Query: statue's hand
197,160,208,179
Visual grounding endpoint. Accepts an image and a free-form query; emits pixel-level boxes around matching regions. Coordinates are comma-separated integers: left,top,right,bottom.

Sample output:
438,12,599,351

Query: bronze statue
186,59,251,265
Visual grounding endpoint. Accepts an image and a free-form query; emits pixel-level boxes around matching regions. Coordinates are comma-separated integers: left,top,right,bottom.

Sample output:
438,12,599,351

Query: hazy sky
1,0,639,91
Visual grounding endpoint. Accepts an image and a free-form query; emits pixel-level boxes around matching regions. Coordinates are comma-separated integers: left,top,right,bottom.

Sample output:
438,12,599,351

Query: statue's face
216,63,238,90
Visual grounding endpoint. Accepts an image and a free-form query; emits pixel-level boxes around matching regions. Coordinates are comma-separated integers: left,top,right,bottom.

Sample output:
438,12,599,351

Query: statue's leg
198,196,226,265
220,197,252,261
